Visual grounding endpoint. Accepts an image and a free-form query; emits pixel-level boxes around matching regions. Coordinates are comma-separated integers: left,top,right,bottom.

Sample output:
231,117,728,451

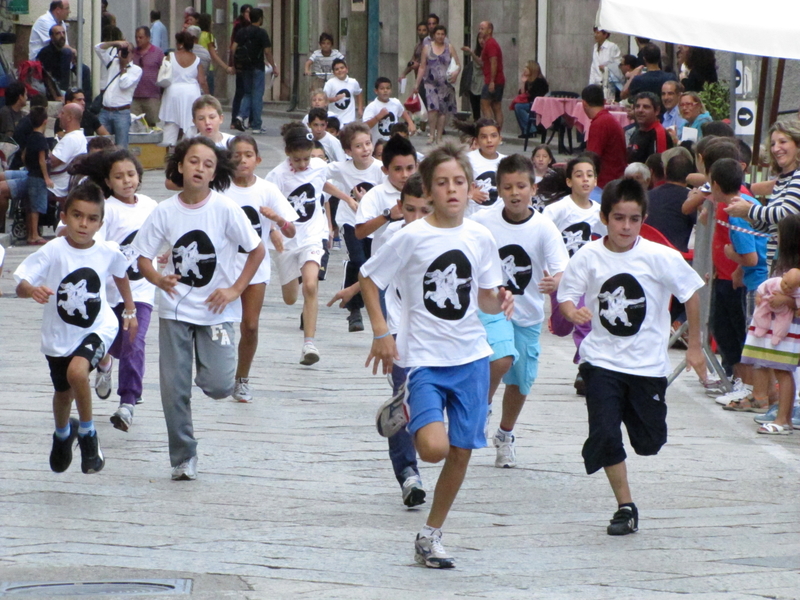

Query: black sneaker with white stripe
607,504,638,535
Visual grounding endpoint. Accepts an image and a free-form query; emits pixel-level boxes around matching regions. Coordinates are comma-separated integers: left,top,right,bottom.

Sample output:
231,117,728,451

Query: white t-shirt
302,111,335,127
0,244,5,270
323,75,362,125
216,132,235,149
473,206,570,326
101,195,159,307
558,237,704,377
265,157,330,249
49,129,88,197
466,149,505,216
542,196,607,257
361,218,503,368
308,48,345,79
362,97,406,144
131,190,261,325
355,180,402,250
225,177,299,285
318,132,346,163
381,220,404,335
326,158,384,228
14,237,128,357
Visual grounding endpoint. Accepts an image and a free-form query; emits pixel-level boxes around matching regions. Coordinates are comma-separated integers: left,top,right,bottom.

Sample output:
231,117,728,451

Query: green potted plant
699,81,730,121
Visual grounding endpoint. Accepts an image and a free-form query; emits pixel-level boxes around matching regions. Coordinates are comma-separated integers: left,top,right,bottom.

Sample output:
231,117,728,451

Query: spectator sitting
0,82,27,138
646,153,696,253
624,162,651,188
661,145,695,173
609,54,640,99
29,0,71,60
36,24,72,95
645,153,665,187
622,43,676,99
627,92,673,164
149,10,169,52
661,80,687,141
680,92,713,139
54,87,110,138
49,102,88,203
131,26,165,127
581,83,627,187
512,60,549,136
681,47,718,93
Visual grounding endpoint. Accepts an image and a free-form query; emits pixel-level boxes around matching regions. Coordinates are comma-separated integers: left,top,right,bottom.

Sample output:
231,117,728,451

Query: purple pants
108,301,153,406
549,292,591,364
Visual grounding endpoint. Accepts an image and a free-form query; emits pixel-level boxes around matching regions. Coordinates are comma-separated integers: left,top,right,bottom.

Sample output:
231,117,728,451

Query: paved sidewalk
0,123,799,599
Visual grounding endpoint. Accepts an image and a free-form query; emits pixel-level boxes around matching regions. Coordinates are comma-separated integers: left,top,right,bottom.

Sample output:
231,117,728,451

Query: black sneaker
77,432,105,474
348,308,364,332
49,417,79,473
574,373,586,396
607,504,638,536
231,116,245,132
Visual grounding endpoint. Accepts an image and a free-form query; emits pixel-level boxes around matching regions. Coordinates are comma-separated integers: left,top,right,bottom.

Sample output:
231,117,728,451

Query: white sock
420,525,439,538
497,427,513,439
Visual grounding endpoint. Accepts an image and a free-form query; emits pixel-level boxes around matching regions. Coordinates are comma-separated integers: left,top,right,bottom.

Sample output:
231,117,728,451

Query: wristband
373,331,390,340
122,308,137,319
280,220,291,230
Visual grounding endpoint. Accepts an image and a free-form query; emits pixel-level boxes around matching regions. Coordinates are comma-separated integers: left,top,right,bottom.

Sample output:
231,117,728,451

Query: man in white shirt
49,103,87,200
29,0,71,60
589,27,622,87
94,41,143,149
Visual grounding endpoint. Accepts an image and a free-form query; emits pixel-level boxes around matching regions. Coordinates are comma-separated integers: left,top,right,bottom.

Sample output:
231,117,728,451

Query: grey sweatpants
159,318,236,467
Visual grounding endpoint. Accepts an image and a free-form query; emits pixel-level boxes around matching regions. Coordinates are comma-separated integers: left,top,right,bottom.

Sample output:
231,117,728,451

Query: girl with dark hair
531,144,556,184
131,136,265,481
158,30,207,146
681,47,718,92
462,33,485,121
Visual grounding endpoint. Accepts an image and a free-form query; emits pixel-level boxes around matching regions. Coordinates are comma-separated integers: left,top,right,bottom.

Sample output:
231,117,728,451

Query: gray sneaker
233,377,253,403
300,342,320,366
401,473,426,508
94,358,113,400
414,530,455,569
110,404,134,432
376,382,408,438
171,456,198,481
493,430,516,468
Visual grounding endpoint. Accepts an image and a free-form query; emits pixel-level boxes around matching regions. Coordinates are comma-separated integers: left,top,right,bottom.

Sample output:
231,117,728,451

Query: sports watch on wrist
382,208,392,220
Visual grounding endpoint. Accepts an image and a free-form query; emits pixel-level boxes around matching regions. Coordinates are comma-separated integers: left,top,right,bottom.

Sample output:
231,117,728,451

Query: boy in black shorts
558,178,705,535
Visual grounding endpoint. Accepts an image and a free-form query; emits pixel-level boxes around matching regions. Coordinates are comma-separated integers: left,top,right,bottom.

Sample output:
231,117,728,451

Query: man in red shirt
478,21,505,130
581,84,627,187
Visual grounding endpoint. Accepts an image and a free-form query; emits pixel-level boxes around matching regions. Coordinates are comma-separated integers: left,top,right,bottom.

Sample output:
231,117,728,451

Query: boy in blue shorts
360,143,513,568
473,154,570,468
558,178,705,535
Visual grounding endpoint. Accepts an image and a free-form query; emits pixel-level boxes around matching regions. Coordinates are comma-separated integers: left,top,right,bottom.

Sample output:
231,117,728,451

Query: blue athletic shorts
406,357,490,450
479,310,519,363
502,322,542,395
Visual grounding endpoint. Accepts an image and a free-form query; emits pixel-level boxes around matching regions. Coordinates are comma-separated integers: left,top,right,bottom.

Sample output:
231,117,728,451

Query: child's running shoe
414,530,455,568
171,456,198,481
49,417,79,473
493,430,516,468
110,404,134,432
348,308,364,332
94,357,113,400
300,342,320,365
607,504,638,535
376,382,408,438
401,472,426,507
332,237,342,250
77,432,105,474
233,377,253,403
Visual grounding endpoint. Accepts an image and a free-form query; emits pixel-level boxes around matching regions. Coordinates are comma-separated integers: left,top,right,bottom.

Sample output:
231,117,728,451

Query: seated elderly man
624,162,651,188
661,80,687,141
679,92,713,140
627,92,673,164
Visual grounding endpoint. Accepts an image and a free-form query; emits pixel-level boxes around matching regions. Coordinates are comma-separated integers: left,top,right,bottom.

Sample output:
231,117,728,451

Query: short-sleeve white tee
131,191,261,325
542,195,608,257
381,220,404,335
360,218,503,368
225,177,299,285
323,75,362,125
362,97,406,144
14,237,129,357
326,158,384,228
49,129,88,197
557,237,704,377
318,132,346,163
355,180,402,250
466,149,505,216
101,195,159,307
473,206,570,326
265,157,330,249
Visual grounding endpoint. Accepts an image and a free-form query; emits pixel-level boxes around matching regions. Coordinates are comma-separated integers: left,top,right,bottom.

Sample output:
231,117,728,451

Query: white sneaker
414,530,455,569
94,358,113,400
493,430,516,468
233,377,253,403
171,456,198,481
300,342,320,365
401,474,426,507
715,384,753,405
706,376,740,398
110,404,133,432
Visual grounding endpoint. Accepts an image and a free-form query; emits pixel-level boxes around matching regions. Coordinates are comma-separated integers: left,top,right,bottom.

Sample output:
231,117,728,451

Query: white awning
597,0,800,60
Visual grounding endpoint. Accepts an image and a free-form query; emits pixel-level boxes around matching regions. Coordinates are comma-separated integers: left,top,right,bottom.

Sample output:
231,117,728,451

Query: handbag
403,93,422,114
157,54,173,88
89,54,120,115
446,57,458,80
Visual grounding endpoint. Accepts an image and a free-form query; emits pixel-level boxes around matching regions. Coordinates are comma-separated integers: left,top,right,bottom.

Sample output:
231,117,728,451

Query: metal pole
287,0,300,112
366,0,379,102
76,0,83,90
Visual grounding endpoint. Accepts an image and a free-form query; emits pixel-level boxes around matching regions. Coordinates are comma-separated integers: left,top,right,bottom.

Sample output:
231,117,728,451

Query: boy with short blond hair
192,95,234,149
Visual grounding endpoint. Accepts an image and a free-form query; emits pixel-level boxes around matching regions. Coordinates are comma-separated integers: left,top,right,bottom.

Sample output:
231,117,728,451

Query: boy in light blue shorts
473,154,569,468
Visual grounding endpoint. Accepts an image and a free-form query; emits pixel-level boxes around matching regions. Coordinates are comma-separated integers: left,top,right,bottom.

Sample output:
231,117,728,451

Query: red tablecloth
531,96,581,129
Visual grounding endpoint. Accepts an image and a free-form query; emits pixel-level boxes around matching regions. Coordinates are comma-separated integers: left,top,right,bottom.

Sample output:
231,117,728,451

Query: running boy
464,119,505,216
472,154,569,468
360,143,513,568
362,77,416,145
308,107,345,163
323,58,363,126
15,180,138,474
132,136,265,480
558,178,705,535
192,95,234,148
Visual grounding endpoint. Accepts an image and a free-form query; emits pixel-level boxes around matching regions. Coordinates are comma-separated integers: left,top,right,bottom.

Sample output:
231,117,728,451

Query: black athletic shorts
46,334,105,393
579,362,668,475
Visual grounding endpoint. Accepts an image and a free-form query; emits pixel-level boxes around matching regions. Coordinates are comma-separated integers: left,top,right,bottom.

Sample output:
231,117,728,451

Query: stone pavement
0,121,799,599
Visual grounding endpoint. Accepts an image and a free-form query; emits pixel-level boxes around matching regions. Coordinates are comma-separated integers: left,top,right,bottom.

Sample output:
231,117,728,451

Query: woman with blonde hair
512,60,549,136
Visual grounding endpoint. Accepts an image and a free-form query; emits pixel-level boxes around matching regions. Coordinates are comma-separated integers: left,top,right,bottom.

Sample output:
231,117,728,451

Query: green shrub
699,81,730,121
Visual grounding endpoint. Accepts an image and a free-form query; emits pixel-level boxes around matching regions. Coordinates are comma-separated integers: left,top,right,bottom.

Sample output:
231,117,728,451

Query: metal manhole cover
0,580,192,596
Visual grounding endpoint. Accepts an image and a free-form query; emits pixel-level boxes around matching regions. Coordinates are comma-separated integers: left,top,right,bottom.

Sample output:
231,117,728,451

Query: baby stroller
10,190,60,242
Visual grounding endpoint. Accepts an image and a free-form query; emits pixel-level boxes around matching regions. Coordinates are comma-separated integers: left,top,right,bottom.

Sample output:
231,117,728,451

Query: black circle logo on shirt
378,113,397,137
287,183,317,223
423,249,473,320
475,171,498,206
352,181,374,200
498,244,533,295
238,205,262,253
119,230,144,281
57,267,102,328
562,222,592,257
598,273,647,337
172,230,217,288
334,89,352,111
